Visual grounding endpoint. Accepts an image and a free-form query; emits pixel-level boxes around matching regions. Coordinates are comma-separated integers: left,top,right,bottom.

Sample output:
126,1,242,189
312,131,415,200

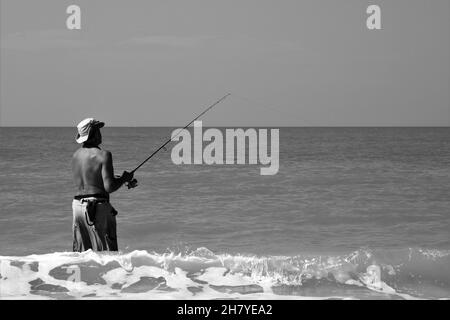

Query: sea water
0,127,449,299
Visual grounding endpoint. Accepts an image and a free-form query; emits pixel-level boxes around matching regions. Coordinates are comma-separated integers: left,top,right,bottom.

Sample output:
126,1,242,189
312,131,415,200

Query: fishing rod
130,93,231,176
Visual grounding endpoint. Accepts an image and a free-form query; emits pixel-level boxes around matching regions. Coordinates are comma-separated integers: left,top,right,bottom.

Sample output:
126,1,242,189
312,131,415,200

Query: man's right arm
101,151,129,193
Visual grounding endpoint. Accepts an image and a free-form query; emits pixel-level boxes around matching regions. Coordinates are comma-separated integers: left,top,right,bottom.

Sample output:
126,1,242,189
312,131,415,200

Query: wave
0,247,449,299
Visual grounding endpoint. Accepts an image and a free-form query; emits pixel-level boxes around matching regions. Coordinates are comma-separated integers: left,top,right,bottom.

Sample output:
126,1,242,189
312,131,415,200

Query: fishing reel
115,174,138,189
126,178,138,189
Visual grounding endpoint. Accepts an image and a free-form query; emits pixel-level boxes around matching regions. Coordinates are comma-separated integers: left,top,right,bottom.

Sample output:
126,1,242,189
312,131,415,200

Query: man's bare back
72,125,133,196
72,147,110,196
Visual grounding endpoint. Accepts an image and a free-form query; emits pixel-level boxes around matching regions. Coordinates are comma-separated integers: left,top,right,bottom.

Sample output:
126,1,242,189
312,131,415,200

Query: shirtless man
71,118,136,252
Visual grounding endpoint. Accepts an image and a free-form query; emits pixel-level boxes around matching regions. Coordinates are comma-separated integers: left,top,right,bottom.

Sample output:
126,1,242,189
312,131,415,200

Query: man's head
76,118,105,146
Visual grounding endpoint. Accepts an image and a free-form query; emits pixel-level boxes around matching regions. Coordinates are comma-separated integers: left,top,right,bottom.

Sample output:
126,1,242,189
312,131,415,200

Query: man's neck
82,143,100,149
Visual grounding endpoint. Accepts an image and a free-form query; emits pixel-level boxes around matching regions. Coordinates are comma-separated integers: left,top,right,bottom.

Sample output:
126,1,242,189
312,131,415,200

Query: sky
0,0,449,126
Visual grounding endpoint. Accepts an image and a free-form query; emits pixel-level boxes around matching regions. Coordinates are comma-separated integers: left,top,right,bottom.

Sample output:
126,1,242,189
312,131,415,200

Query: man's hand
121,171,134,183
114,172,137,189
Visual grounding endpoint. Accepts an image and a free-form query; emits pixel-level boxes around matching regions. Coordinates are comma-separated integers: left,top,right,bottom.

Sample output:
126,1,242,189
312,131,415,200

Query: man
71,118,136,252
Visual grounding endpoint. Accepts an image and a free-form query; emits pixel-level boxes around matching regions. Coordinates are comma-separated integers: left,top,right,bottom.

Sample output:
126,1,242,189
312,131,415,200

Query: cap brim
93,121,105,128
76,134,89,144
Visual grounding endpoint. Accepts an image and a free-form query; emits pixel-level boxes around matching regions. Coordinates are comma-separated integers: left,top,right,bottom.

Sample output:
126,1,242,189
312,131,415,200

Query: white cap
75,118,105,144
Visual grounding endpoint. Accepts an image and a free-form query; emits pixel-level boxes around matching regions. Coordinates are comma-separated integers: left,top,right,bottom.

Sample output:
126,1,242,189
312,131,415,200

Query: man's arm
101,151,132,193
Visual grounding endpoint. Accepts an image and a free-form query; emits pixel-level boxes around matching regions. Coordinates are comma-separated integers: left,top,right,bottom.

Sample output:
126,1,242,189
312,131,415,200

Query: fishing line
232,93,315,127
130,93,231,174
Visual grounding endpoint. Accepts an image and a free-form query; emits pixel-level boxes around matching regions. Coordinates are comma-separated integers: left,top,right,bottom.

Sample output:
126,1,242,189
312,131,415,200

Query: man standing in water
71,118,136,252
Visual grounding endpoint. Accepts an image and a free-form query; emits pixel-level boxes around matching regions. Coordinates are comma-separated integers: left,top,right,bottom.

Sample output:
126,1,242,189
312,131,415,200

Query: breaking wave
1,247,449,299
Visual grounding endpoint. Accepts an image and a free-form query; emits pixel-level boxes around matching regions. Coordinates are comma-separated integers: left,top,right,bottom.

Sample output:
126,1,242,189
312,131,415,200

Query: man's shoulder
101,149,112,156
73,148,111,160
98,149,112,161
72,148,83,158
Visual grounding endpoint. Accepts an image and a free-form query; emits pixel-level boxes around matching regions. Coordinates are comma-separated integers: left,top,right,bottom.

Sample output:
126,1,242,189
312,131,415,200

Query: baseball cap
75,118,105,144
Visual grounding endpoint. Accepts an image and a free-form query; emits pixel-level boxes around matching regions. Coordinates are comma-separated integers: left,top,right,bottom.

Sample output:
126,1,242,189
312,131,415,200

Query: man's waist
74,193,110,202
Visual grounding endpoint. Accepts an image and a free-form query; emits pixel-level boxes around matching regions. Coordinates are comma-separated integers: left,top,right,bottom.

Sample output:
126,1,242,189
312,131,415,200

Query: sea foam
0,247,449,299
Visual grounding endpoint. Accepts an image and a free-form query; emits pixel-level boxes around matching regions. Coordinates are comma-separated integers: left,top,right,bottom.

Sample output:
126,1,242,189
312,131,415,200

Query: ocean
0,127,449,299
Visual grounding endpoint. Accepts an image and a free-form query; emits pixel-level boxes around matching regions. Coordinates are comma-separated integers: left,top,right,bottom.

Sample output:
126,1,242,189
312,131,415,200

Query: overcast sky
1,0,449,126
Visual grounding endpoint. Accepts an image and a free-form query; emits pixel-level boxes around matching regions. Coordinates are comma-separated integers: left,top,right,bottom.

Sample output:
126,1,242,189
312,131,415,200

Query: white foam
1,248,446,299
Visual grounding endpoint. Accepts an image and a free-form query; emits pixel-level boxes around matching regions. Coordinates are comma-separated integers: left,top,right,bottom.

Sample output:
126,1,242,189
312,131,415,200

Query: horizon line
1,125,449,128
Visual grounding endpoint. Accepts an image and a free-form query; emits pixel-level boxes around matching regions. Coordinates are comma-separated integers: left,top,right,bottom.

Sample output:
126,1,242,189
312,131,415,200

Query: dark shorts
72,198,118,252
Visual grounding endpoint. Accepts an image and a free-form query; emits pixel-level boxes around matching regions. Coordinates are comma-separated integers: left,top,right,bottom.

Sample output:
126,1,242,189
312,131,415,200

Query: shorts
72,198,118,252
